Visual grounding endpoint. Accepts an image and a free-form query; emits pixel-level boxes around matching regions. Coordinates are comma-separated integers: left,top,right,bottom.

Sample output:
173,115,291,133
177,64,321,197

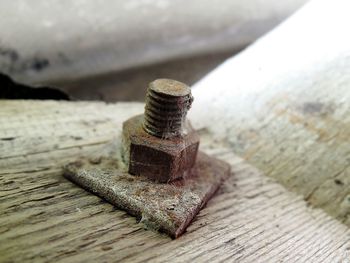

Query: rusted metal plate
64,151,230,238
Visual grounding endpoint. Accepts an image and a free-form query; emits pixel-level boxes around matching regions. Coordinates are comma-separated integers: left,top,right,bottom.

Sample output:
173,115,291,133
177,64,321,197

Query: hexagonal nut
122,114,200,183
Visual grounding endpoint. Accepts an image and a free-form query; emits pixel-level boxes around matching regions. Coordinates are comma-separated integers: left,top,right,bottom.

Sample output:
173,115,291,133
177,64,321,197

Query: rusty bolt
122,79,199,183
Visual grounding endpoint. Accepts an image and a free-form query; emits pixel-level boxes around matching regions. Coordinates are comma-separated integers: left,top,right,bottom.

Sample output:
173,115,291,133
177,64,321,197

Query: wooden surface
191,0,350,226
1,100,350,262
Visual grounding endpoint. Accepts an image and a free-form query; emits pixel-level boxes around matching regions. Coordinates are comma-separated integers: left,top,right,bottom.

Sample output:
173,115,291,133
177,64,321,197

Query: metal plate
64,151,231,238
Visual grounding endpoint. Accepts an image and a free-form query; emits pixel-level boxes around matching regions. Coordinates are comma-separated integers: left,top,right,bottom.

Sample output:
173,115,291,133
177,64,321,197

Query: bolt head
122,114,199,183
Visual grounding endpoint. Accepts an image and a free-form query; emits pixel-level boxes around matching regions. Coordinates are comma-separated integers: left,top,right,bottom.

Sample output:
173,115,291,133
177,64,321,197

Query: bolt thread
143,79,193,138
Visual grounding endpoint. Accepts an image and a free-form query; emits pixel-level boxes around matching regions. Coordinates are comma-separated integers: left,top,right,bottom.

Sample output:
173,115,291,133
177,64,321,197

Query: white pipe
0,0,306,84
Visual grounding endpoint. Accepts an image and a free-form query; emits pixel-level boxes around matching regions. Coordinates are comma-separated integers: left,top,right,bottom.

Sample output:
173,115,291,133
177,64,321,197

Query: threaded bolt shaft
143,79,193,139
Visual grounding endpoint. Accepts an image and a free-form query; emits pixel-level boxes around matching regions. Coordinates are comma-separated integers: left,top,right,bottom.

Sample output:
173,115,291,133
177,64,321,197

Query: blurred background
0,0,307,101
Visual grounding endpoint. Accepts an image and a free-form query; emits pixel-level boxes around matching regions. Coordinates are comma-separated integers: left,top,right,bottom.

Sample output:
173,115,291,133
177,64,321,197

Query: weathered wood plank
191,0,350,226
1,100,349,262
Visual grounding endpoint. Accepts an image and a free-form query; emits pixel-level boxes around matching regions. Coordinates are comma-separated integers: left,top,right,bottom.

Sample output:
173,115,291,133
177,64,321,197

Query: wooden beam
1,100,349,262
191,0,350,226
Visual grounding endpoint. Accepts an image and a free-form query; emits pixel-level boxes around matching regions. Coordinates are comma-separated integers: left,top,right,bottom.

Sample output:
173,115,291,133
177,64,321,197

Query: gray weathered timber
1,100,349,262
191,0,350,226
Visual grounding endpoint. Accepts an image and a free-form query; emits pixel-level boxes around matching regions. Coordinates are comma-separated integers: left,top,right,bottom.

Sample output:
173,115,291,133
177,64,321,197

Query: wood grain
1,100,349,262
190,0,350,226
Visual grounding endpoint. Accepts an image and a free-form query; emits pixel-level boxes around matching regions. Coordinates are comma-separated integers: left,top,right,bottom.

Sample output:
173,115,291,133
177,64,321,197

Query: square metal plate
64,150,230,238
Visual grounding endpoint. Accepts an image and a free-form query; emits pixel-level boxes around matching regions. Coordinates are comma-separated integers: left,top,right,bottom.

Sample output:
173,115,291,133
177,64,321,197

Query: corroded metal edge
64,151,231,238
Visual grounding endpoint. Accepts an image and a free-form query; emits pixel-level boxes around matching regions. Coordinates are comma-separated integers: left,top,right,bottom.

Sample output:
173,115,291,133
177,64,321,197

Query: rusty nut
122,114,199,183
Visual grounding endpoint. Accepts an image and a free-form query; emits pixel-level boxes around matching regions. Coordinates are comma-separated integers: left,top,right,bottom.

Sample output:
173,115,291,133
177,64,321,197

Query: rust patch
274,107,329,141
64,151,231,238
